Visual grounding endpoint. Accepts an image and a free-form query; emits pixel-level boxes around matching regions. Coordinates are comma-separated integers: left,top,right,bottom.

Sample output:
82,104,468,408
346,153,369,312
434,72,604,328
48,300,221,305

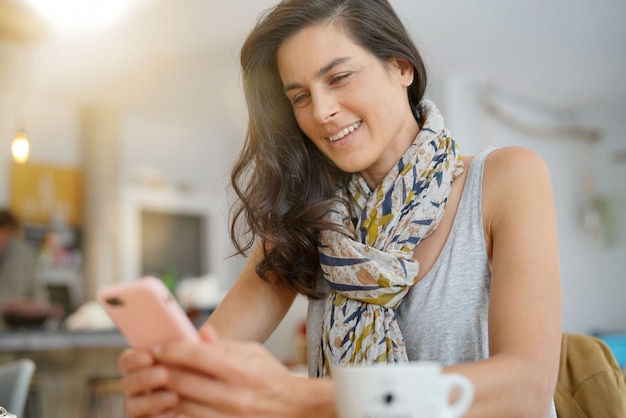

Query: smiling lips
328,121,362,142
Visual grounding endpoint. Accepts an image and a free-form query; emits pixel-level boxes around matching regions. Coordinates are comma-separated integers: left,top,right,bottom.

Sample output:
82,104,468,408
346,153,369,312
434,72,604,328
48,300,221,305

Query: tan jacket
554,333,626,417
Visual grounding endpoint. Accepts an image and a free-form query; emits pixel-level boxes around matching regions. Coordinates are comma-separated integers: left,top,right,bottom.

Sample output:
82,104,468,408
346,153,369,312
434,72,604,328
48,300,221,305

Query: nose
311,90,338,123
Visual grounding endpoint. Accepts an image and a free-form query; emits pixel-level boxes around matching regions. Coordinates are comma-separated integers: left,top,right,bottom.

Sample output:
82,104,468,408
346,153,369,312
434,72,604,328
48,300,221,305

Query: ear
390,57,414,87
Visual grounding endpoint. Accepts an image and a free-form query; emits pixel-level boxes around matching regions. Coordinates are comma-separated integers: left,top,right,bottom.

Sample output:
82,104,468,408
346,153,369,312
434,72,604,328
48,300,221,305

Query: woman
119,0,562,416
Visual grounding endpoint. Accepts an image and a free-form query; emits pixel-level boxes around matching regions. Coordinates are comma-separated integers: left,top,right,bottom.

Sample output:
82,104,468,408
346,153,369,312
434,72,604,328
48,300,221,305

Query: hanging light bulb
12,130,30,164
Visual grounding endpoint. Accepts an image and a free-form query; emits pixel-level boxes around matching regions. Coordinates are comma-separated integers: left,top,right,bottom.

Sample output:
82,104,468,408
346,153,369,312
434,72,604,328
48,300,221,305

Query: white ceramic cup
334,362,474,418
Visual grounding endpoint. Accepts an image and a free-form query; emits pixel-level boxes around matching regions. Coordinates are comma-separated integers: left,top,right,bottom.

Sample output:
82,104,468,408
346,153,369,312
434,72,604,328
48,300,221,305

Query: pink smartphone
98,276,199,349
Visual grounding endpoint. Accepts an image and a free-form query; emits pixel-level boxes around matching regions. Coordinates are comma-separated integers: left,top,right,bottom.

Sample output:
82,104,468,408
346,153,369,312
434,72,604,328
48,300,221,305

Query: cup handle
440,373,474,418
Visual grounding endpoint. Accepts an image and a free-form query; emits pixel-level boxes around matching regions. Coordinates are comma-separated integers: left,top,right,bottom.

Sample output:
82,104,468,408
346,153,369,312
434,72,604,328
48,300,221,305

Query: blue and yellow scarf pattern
316,100,464,377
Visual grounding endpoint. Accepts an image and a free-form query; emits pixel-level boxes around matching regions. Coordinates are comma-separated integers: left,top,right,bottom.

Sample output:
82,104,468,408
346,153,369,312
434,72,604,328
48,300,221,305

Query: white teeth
328,121,361,142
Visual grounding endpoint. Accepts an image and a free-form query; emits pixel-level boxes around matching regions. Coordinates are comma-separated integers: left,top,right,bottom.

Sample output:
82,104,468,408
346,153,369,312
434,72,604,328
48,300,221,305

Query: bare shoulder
483,146,553,202
481,147,556,245
484,146,551,182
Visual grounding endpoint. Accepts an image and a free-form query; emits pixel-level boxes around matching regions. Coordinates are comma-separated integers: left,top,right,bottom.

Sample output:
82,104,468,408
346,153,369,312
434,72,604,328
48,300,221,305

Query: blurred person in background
0,209,49,318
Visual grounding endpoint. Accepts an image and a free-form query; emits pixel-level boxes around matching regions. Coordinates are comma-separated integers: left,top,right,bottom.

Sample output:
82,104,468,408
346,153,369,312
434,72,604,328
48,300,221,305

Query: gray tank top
306,147,557,417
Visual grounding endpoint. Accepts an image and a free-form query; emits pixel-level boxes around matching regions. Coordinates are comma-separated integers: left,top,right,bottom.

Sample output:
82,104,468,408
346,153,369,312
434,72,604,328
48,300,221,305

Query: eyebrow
283,56,352,93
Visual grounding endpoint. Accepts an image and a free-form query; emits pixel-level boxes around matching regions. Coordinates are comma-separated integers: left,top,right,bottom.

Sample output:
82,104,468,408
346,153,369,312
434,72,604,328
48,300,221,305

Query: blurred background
0,0,625,356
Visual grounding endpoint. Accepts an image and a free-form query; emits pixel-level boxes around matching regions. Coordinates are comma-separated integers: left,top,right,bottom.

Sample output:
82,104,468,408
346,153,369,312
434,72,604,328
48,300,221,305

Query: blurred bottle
161,267,178,295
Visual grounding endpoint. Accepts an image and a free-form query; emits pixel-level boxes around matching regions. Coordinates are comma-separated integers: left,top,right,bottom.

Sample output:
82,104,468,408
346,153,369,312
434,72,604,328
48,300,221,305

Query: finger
121,365,170,396
153,340,258,383
165,367,240,408
118,347,155,374
123,389,178,417
177,398,233,418
198,322,221,344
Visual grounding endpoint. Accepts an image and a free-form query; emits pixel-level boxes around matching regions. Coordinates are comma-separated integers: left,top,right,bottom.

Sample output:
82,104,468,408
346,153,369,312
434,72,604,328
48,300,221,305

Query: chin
323,148,373,175
335,153,376,173
332,160,365,174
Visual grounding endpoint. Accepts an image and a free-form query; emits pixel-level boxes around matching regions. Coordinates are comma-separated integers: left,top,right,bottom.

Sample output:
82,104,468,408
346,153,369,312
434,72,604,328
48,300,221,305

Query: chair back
555,333,626,417
0,359,36,417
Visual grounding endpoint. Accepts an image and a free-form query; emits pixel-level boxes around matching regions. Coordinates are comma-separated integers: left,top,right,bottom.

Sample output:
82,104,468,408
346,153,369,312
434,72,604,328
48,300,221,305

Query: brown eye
292,93,309,105
330,73,351,85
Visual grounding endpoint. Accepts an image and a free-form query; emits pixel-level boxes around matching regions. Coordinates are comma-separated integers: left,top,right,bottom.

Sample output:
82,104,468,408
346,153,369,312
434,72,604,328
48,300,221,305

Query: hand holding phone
98,276,199,350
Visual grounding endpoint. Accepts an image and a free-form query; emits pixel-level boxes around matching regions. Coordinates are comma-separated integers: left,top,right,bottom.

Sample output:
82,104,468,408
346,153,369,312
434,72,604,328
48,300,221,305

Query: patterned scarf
315,100,464,377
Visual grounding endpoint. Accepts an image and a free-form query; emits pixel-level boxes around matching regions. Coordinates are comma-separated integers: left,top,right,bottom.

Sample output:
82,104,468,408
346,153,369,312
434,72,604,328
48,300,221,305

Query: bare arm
203,243,298,342
445,147,562,417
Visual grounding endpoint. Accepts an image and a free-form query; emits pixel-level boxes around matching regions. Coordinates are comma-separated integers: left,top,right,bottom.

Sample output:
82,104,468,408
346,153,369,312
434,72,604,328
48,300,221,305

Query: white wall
440,73,626,334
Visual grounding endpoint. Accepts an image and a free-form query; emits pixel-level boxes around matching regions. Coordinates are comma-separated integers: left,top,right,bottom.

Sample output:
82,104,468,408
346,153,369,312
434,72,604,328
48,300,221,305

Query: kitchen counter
0,327,128,352
0,304,215,352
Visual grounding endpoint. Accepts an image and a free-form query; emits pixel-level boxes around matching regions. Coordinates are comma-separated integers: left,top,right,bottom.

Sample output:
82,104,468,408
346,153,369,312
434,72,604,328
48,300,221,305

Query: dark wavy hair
230,0,428,298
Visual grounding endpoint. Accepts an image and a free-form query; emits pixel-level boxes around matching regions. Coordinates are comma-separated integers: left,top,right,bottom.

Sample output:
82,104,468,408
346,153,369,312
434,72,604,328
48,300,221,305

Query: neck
360,120,421,190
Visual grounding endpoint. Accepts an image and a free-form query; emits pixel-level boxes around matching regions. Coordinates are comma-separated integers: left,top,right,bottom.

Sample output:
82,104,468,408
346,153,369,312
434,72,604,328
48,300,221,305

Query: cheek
307,136,327,155
294,110,314,137
292,111,325,151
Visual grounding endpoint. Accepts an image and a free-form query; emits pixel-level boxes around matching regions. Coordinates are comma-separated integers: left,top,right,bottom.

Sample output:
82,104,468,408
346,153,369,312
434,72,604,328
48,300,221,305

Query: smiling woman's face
277,22,420,189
